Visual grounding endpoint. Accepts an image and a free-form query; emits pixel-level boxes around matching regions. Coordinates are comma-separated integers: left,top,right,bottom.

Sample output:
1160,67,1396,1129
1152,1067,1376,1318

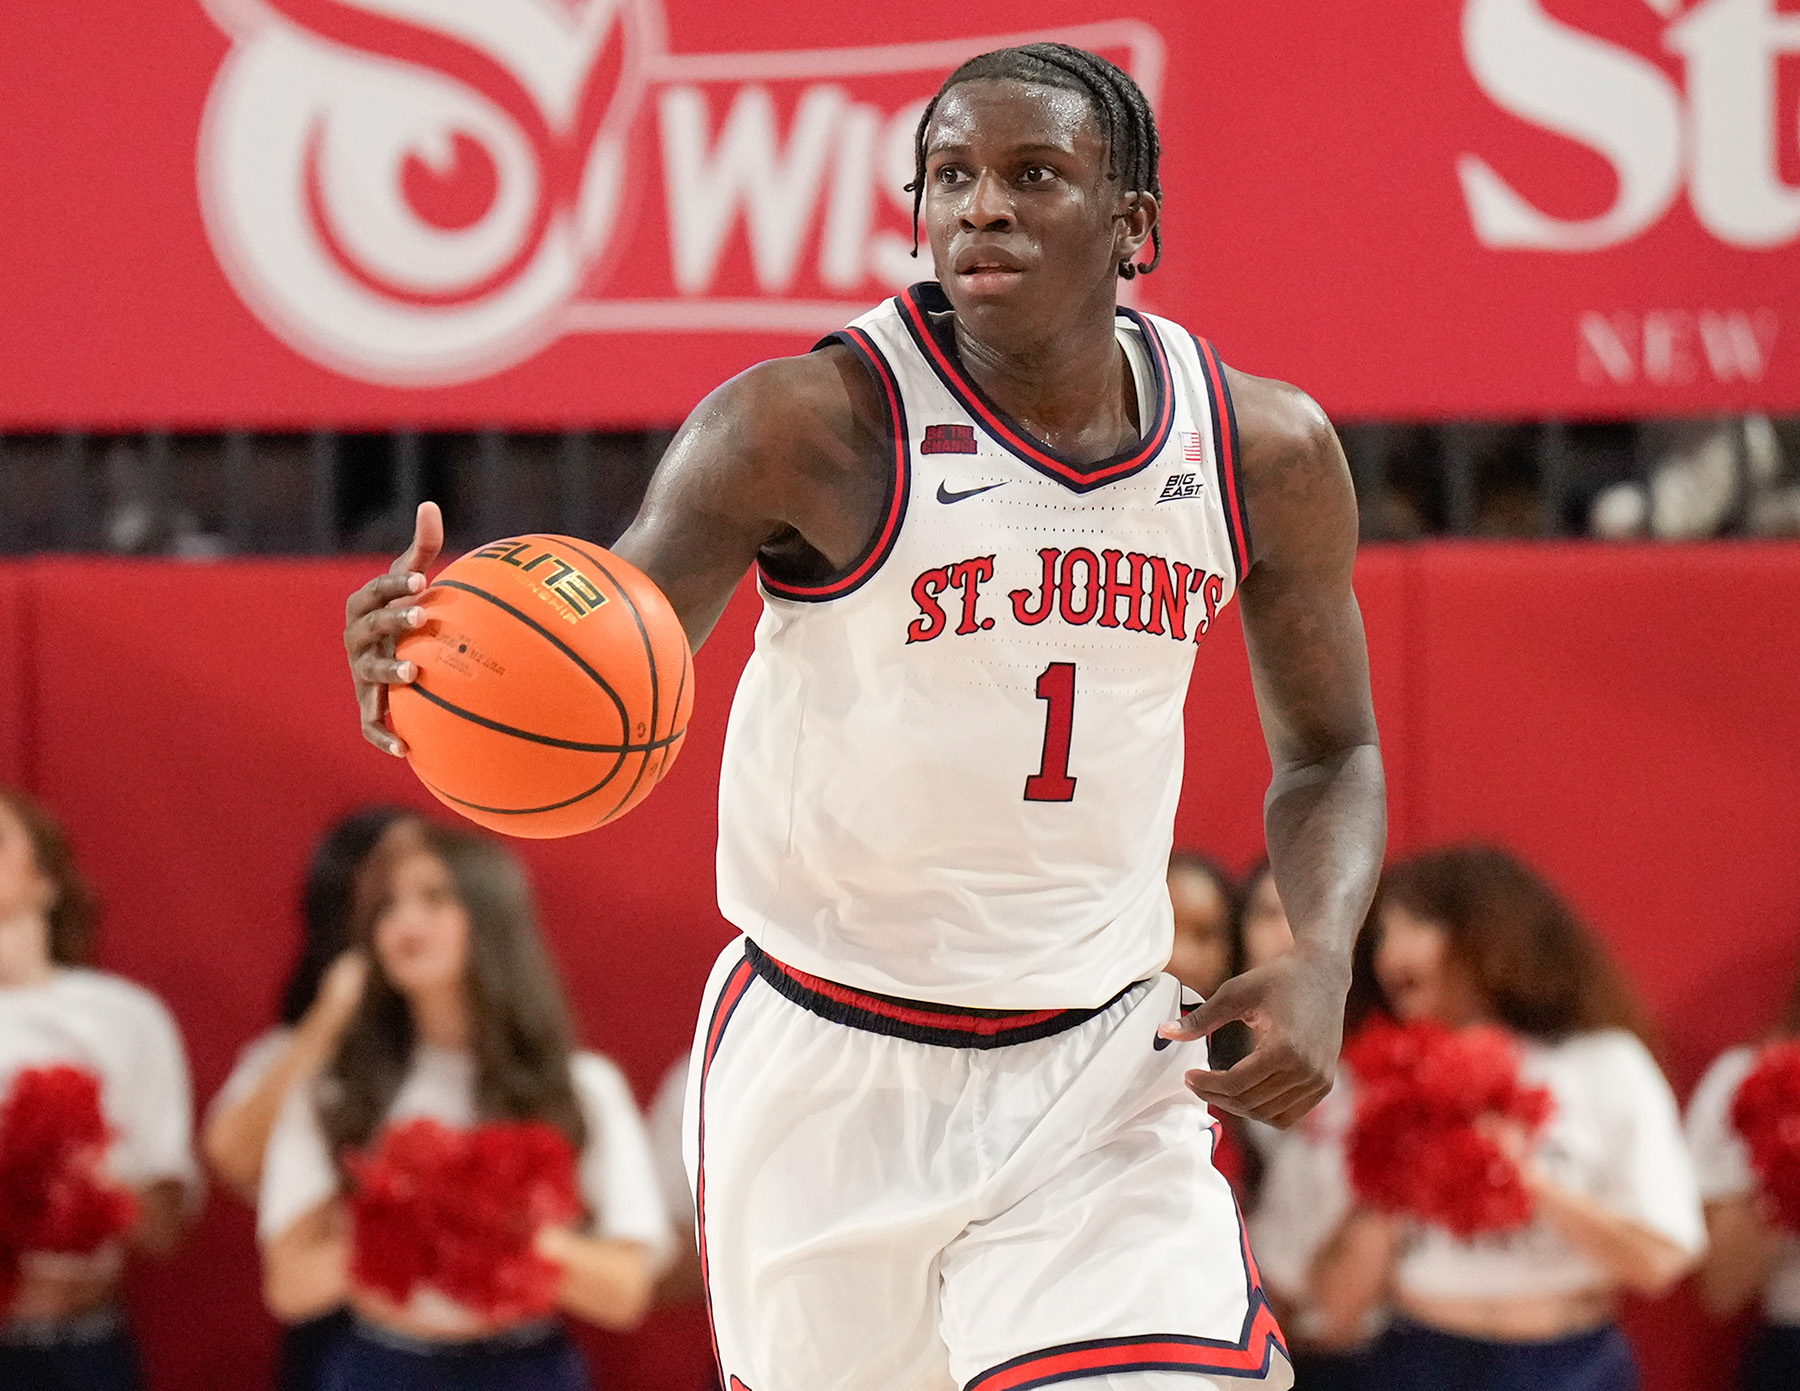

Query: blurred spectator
1230,861,1376,1391
203,806,419,1391
258,825,670,1391
1685,952,1800,1391
0,786,200,1391
1313,847,1702,1391
1161,851,1253,1195
1592,417,1800,541
1164,851,1236,1000
645,1057,703,1310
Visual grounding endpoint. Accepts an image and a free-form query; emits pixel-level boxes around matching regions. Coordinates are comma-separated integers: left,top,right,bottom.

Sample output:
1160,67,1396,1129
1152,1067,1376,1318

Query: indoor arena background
3,1,1797,1390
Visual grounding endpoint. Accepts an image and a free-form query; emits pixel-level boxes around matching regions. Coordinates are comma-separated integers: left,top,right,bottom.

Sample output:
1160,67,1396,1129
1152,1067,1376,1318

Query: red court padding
1170,547,1415,871
2,543,1797,1391
1409,544,1800,1391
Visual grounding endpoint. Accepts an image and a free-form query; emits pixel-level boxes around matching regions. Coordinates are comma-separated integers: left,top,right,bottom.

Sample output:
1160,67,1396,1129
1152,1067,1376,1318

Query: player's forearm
1262,741,1386,976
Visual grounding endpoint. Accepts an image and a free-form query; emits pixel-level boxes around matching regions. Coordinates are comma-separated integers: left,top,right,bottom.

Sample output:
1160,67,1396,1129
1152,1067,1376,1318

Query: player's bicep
612,381,791,650
1232,376,1378,768
612,351,871,651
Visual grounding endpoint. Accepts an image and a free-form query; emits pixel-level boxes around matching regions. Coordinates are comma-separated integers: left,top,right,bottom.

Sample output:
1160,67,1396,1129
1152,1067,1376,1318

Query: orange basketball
388,535,694,838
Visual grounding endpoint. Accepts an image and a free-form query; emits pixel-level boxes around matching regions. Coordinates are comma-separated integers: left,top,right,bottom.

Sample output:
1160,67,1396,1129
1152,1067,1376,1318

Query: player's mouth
953,247,1026,292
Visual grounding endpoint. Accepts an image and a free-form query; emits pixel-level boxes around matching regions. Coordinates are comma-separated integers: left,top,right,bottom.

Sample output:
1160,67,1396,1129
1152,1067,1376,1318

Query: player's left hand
1156,944,1350,1129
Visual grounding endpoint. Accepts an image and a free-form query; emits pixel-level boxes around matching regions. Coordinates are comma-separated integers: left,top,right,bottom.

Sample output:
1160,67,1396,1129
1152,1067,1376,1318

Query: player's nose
959,170,1015,231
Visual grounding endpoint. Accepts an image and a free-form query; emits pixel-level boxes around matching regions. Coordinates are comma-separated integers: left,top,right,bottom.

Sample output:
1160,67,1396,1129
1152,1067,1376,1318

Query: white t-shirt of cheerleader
1685,1045,1800,1326
258,1045,673,1320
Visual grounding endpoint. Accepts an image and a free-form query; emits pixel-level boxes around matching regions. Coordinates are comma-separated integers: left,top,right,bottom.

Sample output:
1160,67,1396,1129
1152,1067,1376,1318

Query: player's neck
950,300,1137,460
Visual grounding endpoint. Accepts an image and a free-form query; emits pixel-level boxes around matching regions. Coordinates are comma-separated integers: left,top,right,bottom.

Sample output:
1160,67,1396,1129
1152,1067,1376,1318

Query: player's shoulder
1222,365,1337,475
1216,365,1351,571
700,342,888,457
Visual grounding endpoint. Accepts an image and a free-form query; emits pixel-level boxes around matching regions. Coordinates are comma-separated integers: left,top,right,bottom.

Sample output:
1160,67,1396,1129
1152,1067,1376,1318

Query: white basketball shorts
683,938,1293,1391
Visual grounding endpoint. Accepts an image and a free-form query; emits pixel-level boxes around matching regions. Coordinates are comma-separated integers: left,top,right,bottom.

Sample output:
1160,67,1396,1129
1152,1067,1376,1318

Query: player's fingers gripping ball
388,536,694,838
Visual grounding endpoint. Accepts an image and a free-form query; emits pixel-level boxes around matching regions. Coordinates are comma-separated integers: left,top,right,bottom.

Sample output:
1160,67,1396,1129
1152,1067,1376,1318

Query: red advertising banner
1,0,1793,427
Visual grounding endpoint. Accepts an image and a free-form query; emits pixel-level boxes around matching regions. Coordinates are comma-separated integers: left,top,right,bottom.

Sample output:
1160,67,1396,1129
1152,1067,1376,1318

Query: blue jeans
278,1307,352,1391
1743,1324,1800,1391
1289,1347,1370,1391
1375,1318,1638,1391
321,1320,590,1391
0,1325,143,1391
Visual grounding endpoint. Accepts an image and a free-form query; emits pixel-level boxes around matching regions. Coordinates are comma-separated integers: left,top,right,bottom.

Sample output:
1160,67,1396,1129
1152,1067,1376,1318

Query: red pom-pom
346,1117,583,1322
1343,1019,1555,1238
0,1064,141,1306
1730,1040,1800,1234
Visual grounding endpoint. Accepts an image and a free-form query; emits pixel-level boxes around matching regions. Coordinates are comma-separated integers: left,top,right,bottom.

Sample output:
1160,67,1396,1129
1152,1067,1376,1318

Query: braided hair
908,43,1163,278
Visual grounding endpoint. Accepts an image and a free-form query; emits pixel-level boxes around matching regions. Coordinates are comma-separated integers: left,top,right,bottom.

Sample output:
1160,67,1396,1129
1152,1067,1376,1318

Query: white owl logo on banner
200,0,652,384
197,0,1164,386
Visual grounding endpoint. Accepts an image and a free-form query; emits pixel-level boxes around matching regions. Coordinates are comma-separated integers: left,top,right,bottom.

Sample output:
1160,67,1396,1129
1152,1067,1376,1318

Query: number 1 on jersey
1024,662,1078,802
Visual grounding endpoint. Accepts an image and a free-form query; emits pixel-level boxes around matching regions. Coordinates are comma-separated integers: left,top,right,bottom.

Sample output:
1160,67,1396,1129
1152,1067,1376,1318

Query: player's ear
1113,190,1158,278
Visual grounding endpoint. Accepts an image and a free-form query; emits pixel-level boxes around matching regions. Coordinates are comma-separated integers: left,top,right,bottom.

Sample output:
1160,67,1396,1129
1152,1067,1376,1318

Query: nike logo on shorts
936,481,1005,504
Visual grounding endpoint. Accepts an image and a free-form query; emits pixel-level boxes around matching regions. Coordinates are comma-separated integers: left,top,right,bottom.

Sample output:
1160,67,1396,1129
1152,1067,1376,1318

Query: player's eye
934,164,967,185
1020,165,1056,184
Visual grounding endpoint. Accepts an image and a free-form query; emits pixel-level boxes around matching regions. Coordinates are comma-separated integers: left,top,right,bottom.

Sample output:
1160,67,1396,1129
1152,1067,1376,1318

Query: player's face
1241,871,1296,972
372,849,471,1000
922,79,1149,343
1166,867,1231,997
1374,903,1482,1026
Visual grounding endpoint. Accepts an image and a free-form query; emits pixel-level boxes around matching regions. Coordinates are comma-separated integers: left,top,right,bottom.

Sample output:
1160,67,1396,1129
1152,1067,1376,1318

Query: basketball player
344,45,1386,1391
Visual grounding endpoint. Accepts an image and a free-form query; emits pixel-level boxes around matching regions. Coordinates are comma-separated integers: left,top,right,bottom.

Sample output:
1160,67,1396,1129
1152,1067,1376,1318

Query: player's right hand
344,501,444,756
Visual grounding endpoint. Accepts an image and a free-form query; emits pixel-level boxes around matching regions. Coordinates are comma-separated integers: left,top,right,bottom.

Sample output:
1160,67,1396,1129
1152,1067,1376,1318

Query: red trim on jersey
697,954,758,1383
759,326,909,602
898,284,1175,493
963,1312,1286,1391
1193,336,1251,581
759,947,1075,1037
963,1144,1288,1390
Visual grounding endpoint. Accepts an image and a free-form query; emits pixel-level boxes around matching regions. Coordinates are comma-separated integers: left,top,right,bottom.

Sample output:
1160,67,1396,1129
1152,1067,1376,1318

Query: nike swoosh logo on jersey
936,481,1006,504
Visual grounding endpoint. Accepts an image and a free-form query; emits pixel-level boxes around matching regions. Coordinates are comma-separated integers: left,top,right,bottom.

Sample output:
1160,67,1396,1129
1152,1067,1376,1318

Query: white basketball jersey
716,284,1251,1009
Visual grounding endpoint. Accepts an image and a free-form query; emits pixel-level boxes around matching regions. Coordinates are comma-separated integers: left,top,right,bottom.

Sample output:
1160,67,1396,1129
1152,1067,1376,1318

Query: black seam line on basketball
407,680,683,754
419,760,639,816
542,536,662,815
653,637,692,786
432,578,631,734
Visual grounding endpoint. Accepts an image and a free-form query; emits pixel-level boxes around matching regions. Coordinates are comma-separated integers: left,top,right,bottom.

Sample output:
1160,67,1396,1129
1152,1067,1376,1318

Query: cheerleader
1233,862,1377,1391
0,787,200,1391
1164,850,1236,1001
203,807,418,1391
1685,960,1800,1391
258,823,670,1391
1315,846,1704,1391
